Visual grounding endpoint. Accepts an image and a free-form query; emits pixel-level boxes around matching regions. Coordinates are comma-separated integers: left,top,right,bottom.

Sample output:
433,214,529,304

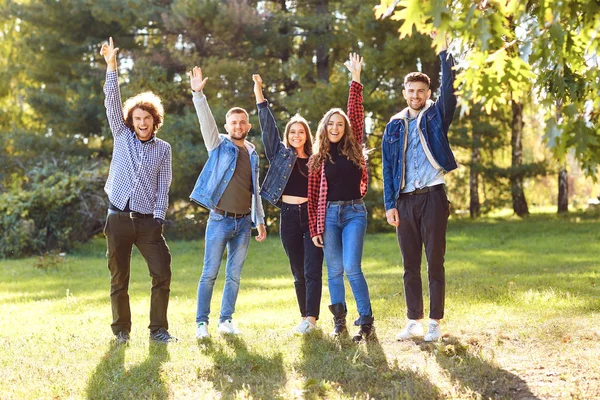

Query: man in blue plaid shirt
100,37,176,344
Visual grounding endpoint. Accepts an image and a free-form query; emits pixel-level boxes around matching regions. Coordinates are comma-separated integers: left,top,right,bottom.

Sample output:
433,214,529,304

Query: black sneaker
114,331,130,345
150,328,178,343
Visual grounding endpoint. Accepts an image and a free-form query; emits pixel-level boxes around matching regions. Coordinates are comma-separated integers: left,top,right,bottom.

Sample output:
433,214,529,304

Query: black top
283,157,309,197
325,142,362,201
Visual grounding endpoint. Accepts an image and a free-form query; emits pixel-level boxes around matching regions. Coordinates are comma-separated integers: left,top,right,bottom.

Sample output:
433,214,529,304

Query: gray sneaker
150,328,178,343
114,331,130,345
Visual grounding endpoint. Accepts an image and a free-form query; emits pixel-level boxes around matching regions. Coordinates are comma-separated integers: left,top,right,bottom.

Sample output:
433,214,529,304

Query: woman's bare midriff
281,195,308,205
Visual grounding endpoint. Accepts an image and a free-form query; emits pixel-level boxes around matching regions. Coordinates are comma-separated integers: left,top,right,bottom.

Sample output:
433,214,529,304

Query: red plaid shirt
308,81,367,238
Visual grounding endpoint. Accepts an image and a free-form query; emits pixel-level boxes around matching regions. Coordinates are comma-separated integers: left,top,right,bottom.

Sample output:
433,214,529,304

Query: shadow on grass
421,336,540,400
86,341,170,400
198,335,285,398
297,329,442,399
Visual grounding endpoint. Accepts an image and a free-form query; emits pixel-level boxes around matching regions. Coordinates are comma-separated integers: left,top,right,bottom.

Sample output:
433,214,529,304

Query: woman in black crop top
253,74,324,335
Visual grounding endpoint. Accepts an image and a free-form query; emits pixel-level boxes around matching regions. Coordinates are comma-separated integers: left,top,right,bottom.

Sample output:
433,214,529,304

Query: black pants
104,211,172,334
280,202,324,319
395,188,449,320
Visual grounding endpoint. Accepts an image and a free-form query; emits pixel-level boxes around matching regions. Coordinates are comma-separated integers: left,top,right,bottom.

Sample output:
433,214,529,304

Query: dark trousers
280,202,324,319
395,188,449,320
104,211,172,334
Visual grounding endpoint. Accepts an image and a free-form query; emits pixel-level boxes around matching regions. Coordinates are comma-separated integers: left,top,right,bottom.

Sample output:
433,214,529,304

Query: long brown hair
309,108,366,172
284,114,313,156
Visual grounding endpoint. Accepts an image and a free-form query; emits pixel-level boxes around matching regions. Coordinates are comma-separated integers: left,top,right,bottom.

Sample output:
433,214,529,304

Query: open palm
190,66,209,92
344,52,363,74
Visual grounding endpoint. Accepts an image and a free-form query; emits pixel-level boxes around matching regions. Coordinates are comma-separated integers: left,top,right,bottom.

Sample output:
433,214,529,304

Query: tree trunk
315,0,330,82
421,57,440,95
557,166,568,213
470,126,481,218
510,100,529,216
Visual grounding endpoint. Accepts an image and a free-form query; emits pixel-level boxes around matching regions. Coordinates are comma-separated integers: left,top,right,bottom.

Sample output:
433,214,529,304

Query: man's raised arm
100,37,127,137
190,66,221,152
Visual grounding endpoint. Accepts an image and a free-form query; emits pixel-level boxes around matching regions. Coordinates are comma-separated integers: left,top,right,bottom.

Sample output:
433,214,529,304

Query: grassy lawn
1,214,599,399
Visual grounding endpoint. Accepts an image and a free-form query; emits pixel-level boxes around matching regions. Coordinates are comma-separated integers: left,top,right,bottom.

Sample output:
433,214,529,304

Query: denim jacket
382,50,458,211
189,91,265,227
257,101,297,207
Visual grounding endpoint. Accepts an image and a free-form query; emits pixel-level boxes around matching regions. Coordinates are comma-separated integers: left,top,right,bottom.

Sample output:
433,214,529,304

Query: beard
229,130,249,141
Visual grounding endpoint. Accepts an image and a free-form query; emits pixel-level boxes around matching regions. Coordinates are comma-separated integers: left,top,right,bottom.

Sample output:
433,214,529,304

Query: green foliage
377,0,600,175
5,0,568,254
0,133,108,258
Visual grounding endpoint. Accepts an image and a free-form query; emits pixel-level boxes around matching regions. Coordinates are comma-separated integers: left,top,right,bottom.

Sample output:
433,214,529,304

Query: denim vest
256,101,298,207
189,134,265,226
382,50,458,211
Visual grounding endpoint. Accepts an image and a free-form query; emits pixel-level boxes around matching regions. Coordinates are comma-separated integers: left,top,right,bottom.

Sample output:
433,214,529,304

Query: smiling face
287,122,307,152
327,113,346,143
225,112,251,143
132,108,155,141
403,81,431,112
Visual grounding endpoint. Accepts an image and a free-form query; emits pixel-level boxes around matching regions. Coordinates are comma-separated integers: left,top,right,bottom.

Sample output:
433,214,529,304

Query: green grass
1,214,599,399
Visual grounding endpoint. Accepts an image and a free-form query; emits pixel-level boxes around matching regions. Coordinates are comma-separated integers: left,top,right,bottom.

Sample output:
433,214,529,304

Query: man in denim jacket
188,66,267,339
382,36,457,342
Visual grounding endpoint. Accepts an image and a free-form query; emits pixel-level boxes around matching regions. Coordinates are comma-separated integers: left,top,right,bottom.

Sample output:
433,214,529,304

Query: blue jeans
196,211,252,324
323,201,374,325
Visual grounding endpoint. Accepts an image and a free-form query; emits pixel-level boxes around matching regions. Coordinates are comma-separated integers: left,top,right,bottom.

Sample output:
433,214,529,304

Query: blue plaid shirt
103,71,172,220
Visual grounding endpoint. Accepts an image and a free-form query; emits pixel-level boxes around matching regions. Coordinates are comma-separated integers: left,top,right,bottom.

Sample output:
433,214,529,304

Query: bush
0,158,108,258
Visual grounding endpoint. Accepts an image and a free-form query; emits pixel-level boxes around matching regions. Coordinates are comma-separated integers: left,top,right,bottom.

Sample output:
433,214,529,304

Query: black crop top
283,157,309,197
325,142,362,201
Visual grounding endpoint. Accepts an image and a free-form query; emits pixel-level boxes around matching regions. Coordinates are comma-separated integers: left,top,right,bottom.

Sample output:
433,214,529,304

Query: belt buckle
129,212,137,219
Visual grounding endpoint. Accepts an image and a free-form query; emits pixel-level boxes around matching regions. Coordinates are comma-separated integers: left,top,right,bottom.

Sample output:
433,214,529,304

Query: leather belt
214,208,250,219
108,209,154,219
327,199,364,206
401,184,444,196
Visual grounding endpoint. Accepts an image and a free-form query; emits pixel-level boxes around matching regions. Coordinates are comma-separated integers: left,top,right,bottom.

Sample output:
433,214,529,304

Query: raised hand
100,37,119,71
252,74,263,86
252,74,265,103
344,52,363,84
430,30,449,52
189,66,209,92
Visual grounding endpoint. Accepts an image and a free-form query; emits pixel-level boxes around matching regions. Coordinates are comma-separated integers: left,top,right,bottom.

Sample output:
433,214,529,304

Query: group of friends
99,34,458,345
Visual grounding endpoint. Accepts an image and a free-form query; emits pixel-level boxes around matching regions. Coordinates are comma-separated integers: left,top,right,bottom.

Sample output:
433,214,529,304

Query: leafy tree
1,0,469,256
376,0,600,213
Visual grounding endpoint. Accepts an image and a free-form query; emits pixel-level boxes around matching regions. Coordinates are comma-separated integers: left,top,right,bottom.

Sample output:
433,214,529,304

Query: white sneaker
396,320,424,340
293,319,316,335
217,319,241,335
196,322,209,339
424,321,441,342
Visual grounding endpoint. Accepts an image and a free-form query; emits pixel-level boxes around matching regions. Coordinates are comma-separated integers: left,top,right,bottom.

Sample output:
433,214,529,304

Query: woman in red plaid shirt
308,53,374,342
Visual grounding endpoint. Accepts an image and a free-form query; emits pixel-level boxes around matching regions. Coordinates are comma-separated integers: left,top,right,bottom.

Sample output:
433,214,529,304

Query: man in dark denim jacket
382,36,457,342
